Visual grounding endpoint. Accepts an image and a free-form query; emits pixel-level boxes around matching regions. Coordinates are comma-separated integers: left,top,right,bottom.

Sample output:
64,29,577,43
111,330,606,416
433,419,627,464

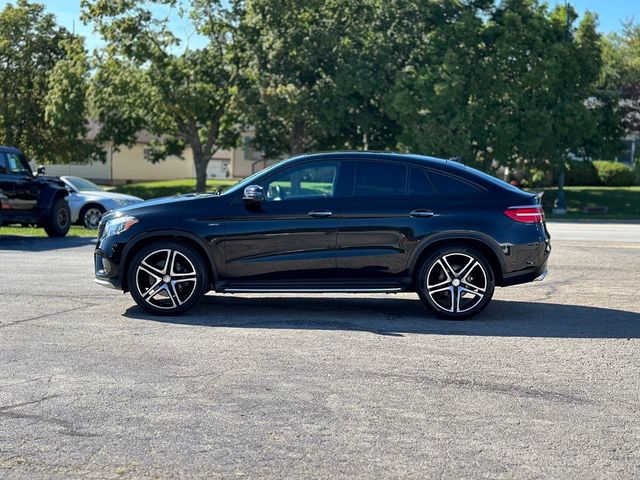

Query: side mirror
36,165,46,176
242,185,265,203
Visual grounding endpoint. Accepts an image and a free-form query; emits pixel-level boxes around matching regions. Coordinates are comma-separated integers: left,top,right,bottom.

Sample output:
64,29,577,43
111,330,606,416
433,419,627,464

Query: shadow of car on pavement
123,295,640,340
0,235,96,251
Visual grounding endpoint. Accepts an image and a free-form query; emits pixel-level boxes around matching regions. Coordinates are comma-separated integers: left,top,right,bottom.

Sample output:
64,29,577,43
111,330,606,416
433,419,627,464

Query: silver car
61,176,143,229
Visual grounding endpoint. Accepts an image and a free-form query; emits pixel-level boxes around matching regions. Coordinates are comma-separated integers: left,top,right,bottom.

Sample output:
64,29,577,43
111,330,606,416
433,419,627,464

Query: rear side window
0,153,7,174
428,169,482,196
355,161,407,196
409,167,436,195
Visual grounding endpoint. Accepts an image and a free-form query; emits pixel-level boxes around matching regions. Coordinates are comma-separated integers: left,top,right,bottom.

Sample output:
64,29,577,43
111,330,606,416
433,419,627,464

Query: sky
1,0,639,52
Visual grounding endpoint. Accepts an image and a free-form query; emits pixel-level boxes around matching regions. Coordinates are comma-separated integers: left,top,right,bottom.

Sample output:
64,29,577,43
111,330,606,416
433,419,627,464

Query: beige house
43,127,266,184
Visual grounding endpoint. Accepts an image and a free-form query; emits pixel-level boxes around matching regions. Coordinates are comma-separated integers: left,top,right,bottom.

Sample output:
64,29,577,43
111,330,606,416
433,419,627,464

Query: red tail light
504,206,545,223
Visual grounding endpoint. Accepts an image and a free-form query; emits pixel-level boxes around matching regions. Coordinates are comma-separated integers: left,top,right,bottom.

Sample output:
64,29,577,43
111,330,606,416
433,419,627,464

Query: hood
102,192,222,222
37,175,67,188
75,190,143,202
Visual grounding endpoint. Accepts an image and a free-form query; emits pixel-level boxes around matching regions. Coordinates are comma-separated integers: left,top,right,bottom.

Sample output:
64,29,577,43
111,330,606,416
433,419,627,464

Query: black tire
416,246,495,320
80,204,105,229
43,198,71,237
128,241,209,315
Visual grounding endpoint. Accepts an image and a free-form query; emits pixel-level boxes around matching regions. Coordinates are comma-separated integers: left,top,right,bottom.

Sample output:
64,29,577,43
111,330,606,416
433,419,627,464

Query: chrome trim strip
94,278,117,289
224,287,403,293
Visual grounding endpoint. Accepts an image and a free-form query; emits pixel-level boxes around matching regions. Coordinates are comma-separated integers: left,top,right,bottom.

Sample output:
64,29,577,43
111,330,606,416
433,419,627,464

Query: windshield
65,177,103,192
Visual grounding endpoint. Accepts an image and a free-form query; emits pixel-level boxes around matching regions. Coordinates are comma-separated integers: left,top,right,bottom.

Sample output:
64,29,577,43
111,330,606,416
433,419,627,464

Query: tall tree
83,0,246,192
241,0,407,157
0,0,99,163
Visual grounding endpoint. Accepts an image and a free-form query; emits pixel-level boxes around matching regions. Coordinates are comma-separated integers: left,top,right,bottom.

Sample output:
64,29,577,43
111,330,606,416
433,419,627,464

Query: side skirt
215,278,413,294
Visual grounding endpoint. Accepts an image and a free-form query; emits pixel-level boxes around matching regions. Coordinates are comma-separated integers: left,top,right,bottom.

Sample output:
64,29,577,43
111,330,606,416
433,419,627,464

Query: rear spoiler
533,191,544,205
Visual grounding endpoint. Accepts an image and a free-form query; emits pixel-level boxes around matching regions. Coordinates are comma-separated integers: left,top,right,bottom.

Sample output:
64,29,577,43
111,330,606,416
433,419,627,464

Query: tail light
504,206,545,223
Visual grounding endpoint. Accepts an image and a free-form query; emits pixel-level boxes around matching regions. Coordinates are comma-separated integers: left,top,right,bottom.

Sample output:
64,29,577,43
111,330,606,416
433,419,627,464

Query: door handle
308,209,333,218
410,209,435,218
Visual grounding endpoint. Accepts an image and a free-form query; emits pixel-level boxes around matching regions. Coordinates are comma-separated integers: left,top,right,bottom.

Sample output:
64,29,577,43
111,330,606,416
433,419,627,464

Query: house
43,125,266,184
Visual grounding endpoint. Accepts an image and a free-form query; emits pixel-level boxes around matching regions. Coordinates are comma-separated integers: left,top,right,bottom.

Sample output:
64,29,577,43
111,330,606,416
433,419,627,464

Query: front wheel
43,199,71,237
417,246,495,320
128,241,209,315
81,204,105,229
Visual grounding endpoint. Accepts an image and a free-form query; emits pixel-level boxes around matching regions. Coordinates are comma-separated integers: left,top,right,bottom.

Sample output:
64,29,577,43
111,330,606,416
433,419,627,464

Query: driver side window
263,162,339,201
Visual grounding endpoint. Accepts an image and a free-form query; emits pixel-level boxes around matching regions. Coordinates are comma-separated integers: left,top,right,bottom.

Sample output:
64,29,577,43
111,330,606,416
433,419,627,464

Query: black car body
94,152,550,319
0,146,71,237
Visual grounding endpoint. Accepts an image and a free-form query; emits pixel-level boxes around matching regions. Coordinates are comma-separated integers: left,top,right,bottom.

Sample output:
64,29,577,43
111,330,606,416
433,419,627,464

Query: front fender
37,185,68,217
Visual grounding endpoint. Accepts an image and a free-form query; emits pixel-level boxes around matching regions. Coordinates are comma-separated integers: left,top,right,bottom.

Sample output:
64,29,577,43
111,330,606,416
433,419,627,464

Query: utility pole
553,1,570,215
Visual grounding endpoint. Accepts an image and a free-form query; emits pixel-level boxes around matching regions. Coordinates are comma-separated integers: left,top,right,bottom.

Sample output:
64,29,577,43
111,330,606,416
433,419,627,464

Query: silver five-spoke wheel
129,242,208,315
418,247,495,319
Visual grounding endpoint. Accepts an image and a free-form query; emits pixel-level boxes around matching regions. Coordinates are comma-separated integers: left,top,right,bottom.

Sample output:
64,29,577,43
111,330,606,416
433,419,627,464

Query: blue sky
1,0,639,52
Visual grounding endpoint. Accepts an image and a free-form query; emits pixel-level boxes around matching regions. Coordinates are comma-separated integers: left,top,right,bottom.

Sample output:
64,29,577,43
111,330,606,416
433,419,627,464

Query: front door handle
410,209,435,218
308,209,333,218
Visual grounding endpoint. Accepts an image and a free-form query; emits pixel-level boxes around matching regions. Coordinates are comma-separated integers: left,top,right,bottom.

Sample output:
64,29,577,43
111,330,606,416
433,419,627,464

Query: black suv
0,146,71,237
94,152,550,319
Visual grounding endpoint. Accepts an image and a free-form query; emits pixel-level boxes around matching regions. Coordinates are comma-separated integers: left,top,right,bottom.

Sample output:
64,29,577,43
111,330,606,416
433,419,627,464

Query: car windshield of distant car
5,152,31,176
66,177,103,192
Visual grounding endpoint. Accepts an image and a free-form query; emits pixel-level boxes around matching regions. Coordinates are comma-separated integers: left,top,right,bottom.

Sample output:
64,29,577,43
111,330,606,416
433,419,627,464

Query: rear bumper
501,263,549,287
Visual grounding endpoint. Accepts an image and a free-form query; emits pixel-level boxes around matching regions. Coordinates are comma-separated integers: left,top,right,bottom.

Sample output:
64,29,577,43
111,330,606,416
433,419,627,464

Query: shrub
565,160,600,186
593,161,636,187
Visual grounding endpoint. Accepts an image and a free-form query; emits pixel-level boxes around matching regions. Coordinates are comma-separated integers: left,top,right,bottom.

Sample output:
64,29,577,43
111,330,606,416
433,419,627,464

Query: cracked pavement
0,223,639,479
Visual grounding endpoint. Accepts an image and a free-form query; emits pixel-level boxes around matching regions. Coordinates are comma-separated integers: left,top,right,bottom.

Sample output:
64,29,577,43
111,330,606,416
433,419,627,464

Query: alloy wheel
83,207,103,229
426,252,488,314
135,249,199,310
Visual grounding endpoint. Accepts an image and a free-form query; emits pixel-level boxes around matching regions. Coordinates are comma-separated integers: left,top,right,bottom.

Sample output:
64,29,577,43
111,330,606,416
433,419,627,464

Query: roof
291,151,453,168
0,146,23,154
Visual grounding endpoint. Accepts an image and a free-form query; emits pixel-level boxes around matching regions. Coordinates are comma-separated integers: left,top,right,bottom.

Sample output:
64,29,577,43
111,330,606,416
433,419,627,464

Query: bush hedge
565,160,600,186
593,161,636,187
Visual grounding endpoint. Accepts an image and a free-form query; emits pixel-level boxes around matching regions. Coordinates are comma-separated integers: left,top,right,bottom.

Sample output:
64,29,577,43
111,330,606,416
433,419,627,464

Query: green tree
83,0,246,192
0,0,99,163
242,0,409,157
389,0,607,184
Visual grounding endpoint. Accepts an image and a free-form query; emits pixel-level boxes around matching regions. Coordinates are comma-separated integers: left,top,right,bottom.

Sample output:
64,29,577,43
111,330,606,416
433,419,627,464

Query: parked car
60,176,143,229
93,152,551,320
0,146,71,237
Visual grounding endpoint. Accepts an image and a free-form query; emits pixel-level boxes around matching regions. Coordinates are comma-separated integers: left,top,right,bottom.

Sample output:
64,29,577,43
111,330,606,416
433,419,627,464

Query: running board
222,287,403,293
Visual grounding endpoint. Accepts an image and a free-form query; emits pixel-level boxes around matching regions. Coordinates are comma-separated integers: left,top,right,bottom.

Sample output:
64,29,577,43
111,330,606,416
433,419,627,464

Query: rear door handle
410,209,435,218
308,209,333,218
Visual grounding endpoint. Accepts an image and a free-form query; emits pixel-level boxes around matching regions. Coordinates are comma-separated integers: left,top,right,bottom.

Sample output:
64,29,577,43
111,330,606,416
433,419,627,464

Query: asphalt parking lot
1,223,639,479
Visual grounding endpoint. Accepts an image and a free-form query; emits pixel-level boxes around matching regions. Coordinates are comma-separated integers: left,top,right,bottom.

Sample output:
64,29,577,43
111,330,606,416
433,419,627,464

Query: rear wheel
417,246,495,320
128,241,208,315
43,199,71,237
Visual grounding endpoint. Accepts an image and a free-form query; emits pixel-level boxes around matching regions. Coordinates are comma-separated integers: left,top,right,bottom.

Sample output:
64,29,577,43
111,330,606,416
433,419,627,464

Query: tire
416,246,495,320
128,241,209,315
43,199,71,237
80,204,105,229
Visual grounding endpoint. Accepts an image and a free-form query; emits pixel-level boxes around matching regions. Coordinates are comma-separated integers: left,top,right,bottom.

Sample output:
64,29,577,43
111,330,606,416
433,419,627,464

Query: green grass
0,225,97,237
536,186,640,219
113,179,238,200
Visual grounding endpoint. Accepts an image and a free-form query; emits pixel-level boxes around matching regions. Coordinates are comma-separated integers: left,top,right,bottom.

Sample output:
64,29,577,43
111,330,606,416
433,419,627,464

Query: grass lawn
0,225,97,238
113,179,238,200
537,186,640,220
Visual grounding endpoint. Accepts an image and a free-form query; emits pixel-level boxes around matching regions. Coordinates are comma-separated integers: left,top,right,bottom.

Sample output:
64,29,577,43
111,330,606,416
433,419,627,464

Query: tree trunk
194,152,210,193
